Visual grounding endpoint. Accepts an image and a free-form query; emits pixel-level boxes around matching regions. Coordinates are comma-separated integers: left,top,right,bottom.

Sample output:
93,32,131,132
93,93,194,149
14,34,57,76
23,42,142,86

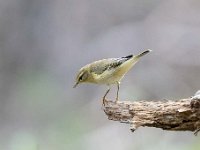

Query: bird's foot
102,89,110,106
102,97,108,106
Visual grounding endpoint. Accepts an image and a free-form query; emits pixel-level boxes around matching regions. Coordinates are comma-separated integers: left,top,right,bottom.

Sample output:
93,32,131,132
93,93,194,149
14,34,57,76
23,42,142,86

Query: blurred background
0,0,200,149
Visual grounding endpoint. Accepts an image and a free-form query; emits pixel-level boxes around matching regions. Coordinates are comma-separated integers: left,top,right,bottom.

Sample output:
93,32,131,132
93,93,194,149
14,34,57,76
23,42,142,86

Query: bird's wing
90,57,131,75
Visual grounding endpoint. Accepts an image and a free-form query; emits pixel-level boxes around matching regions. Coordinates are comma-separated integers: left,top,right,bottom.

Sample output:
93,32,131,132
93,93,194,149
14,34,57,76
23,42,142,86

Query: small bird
73,49,152,104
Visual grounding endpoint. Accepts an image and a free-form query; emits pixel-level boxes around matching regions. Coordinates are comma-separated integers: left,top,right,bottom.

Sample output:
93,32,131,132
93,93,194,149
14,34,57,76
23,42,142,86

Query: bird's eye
78,71,88,82
79,76,83,81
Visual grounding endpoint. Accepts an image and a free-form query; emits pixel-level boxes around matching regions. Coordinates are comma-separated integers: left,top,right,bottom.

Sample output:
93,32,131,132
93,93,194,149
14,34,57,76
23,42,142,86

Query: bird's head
73,67,90,88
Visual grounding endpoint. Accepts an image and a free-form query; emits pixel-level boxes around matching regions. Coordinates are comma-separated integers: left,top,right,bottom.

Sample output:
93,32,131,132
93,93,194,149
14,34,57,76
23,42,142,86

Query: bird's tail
135,49,152,59
116,49,152,76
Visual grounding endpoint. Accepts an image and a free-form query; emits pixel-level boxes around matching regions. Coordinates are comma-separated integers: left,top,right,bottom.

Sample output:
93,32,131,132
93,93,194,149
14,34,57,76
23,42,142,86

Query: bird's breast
90,68,125,85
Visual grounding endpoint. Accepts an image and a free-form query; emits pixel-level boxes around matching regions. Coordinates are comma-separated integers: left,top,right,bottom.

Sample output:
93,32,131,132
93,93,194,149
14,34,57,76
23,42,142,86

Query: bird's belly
91,63,132,85
95,73,124,85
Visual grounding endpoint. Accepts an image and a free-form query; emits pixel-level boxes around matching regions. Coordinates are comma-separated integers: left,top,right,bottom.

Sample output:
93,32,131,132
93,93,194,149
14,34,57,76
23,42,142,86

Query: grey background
0,0,200,149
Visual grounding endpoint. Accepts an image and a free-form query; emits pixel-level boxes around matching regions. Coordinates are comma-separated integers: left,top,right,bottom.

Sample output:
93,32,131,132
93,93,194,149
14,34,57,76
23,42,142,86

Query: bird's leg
102,87,110,105
115,82,120,102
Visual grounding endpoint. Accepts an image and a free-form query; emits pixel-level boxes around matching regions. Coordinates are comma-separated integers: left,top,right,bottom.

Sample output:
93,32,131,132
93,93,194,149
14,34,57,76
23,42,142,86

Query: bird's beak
73,82,79,88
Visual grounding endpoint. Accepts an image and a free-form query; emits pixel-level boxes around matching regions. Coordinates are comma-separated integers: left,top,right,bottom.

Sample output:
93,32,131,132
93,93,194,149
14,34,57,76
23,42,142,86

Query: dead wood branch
103,91,200,135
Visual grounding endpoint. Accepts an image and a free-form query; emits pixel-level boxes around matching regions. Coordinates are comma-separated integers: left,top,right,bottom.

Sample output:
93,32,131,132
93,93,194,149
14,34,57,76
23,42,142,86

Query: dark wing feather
90,55,133,75
121,54,133,59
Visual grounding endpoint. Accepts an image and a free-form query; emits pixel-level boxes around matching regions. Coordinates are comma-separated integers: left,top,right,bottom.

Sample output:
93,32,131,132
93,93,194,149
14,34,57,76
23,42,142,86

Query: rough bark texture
103,92,200,135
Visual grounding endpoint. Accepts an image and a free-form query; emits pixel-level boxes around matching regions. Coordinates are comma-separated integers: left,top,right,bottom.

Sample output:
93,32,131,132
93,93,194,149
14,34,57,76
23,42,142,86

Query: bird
73,49,152,105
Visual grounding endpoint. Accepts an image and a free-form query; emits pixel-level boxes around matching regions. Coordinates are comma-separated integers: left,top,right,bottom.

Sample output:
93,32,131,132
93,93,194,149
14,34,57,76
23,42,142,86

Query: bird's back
88,55,135,84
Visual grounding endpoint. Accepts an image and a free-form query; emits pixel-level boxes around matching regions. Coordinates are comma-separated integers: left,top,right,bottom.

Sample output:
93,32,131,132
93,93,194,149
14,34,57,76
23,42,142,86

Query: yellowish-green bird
73,49,152,104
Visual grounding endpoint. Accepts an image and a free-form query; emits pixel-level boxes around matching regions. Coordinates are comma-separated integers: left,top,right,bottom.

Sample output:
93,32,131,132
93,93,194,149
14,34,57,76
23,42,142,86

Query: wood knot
190,99,200,109
191,90,200,109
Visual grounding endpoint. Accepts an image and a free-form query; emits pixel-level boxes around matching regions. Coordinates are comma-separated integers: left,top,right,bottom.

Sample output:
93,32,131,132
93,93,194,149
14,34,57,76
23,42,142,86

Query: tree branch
102,91,200,135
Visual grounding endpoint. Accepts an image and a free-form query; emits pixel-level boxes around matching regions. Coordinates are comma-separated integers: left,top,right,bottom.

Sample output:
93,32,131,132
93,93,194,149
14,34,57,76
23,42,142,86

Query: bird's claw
102,98,107,106
102,89,110,106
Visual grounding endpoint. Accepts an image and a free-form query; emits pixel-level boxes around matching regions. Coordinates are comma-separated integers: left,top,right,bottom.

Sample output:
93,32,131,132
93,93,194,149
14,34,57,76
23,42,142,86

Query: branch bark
103,91,200,135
